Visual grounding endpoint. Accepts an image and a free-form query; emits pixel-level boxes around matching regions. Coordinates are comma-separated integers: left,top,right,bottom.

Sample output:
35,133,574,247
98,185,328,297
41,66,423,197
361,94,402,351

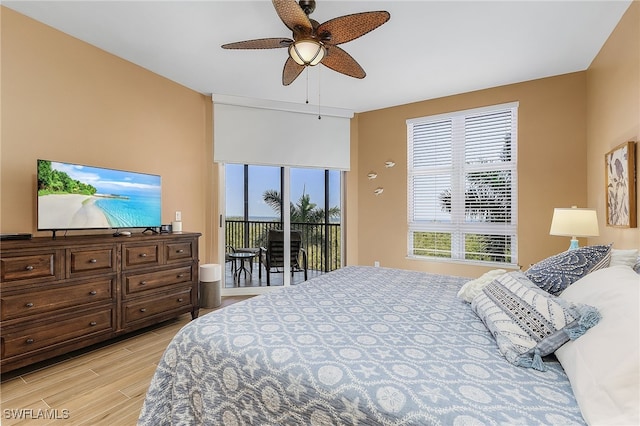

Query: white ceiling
4,0,632,113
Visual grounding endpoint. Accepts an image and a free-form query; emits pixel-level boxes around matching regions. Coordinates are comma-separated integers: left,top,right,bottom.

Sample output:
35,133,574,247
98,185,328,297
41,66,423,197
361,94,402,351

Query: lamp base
569,238,579,250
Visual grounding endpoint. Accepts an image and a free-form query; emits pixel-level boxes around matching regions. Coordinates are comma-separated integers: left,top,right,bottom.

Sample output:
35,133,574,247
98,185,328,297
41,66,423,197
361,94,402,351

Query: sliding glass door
223,164,341,289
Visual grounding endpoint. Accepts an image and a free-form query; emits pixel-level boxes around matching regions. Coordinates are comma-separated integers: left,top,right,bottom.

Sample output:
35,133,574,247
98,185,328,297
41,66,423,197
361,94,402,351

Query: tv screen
37,159,161,231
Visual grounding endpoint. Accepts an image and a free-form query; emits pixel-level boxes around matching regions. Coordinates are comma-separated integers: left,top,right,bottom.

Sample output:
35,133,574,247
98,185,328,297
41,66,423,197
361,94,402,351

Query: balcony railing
225,220,341,272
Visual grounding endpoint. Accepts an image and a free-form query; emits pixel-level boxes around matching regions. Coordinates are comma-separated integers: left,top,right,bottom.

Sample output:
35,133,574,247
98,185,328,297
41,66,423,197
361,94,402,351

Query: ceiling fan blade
317,11,390,45
272,0,312,35
282,57,305,85
222,38,293,50
321,45,365,79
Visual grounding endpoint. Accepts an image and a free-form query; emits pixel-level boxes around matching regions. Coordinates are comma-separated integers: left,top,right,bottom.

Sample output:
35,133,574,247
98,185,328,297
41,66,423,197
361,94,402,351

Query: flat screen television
37,159,161,236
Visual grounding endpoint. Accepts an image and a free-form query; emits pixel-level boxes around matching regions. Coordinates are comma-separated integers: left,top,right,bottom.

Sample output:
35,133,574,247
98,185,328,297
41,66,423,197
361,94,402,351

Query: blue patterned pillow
471,271,600,371
524,244,611,295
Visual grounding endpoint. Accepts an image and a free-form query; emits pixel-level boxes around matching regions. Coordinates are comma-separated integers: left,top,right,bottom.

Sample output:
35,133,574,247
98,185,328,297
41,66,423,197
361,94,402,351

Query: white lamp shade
289,40,325,66
549,208,599,237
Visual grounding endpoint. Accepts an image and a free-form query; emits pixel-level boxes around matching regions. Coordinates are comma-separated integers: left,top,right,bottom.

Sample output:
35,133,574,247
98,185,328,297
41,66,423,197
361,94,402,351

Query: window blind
407,102,518,265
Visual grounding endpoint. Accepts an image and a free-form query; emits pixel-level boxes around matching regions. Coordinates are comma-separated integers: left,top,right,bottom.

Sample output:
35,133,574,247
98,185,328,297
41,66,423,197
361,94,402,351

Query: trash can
200,264,222,308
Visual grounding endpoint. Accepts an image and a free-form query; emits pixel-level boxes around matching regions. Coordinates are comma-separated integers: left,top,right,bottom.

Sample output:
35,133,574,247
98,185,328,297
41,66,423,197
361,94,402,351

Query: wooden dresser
0,232,201,372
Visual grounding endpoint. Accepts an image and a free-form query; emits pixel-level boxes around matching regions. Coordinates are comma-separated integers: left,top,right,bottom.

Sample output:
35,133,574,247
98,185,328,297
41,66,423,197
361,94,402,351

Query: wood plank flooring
0,296,251,425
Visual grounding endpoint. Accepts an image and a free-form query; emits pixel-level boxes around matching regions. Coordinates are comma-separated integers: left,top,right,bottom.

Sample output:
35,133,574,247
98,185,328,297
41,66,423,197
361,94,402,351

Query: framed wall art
605,141,637,228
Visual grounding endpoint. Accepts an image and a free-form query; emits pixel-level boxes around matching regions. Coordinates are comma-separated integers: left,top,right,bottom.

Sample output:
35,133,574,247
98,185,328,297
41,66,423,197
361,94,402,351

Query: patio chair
259,230,308,286
225,245,237,275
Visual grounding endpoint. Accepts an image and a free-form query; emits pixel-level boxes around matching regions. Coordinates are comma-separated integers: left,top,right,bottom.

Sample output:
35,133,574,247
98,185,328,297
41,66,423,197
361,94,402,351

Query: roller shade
213,95,352,170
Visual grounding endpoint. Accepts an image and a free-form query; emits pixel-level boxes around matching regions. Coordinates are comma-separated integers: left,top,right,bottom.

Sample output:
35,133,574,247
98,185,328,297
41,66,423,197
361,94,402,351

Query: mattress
138,265,585,425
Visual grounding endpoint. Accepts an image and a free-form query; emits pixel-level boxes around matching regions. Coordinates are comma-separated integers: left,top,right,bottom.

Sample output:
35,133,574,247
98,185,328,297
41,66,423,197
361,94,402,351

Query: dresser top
1,231,201,251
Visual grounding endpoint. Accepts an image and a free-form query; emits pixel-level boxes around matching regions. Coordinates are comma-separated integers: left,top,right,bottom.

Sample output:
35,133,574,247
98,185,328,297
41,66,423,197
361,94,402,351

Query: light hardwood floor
0,296,250,425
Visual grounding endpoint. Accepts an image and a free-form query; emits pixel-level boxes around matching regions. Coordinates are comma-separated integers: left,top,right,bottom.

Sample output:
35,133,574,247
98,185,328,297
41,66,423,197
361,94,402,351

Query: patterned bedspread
138,266,585,425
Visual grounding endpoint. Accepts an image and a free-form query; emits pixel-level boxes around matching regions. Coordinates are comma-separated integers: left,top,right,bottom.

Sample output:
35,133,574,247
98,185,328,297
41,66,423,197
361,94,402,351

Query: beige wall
586,0,639,249
354,73,589,277
1,8,216,262
344,115,360,265
353,1,639,277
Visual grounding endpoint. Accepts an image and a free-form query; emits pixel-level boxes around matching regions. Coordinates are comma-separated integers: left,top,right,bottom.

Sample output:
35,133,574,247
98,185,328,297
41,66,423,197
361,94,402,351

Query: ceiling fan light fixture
289,39,326,66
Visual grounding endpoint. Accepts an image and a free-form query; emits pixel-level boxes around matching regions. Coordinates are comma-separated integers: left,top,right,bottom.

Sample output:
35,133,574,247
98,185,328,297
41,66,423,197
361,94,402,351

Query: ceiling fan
222,0,390,86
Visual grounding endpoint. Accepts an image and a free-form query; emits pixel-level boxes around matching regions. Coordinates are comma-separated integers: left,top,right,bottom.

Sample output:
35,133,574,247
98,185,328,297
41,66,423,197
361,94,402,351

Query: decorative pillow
610,248,639,268
457,269,507,303
524,244,611,295
471,271,600,371
555,265,639,425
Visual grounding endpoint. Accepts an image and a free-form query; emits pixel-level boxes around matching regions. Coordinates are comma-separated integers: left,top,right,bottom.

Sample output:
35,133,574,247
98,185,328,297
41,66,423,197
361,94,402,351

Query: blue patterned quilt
138,266,585,425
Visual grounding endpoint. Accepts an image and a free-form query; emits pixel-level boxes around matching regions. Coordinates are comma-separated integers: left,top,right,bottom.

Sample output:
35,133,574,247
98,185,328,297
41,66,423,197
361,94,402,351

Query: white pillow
555,265,640,425
457,269,506,303
609,248,639,268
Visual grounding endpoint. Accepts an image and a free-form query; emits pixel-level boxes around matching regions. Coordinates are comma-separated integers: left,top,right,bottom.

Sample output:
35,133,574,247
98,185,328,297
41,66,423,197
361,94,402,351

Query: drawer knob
140,281,147,286
89,290,97,296
25,265,34,271
139,253,147,258
25,302,34,308
25,338,34,344
177,249,185,254
89,259,97,263
177,298,184,302
90,321,97,326
140,308,147,313
177,274,185,278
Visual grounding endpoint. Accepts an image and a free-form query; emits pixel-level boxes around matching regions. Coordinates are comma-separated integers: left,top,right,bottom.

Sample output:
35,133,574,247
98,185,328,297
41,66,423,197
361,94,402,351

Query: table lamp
549,206,599,250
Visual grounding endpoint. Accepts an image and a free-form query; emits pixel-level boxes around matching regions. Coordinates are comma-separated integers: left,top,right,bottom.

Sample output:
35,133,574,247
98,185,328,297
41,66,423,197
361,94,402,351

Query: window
407,102,518,265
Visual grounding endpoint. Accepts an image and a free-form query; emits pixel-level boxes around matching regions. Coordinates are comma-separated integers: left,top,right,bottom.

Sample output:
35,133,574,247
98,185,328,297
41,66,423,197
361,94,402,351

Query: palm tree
262,189,341,271
262,189,340,223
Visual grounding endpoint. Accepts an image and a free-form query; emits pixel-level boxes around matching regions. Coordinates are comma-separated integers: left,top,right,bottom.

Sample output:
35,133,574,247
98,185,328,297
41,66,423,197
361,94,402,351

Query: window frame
407,102,519,267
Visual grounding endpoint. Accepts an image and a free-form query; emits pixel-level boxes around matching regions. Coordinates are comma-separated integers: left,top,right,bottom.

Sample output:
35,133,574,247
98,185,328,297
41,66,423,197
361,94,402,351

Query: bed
138,256,640,426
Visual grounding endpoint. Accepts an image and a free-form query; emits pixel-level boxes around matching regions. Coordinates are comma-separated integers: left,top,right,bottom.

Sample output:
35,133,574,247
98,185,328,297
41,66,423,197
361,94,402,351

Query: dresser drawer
165,241,194,262
69,247,116,276
124,266,192,296
123,244,160,269
1,278,114,321
0,253,55,282
123,288,192,325
1,308,114,359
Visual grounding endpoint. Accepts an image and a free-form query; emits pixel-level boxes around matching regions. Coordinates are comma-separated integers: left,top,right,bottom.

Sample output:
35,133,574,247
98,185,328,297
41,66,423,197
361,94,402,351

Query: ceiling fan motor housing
298,0,316,15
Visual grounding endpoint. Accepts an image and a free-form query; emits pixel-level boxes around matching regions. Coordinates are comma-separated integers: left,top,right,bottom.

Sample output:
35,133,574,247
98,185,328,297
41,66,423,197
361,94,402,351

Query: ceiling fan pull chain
318,66,321,120
305,67,309,104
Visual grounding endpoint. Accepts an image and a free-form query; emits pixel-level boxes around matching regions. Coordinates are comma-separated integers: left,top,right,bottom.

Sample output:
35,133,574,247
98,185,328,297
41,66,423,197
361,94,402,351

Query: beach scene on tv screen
37,160,161,229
